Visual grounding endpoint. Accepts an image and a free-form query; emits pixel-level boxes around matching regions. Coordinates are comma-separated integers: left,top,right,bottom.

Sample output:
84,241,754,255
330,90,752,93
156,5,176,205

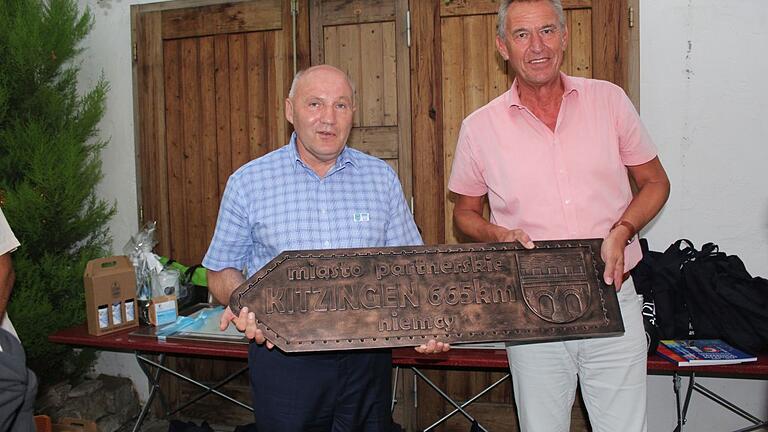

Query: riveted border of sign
229,239,618,350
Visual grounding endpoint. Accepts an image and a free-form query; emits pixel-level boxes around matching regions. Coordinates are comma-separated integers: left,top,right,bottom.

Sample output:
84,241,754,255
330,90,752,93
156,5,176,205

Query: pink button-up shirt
448,74,657,271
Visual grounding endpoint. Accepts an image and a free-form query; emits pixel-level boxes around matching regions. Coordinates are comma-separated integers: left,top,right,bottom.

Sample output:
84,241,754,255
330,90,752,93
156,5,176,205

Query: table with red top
392,346,768,432
51,325,768,432
49,324,251,432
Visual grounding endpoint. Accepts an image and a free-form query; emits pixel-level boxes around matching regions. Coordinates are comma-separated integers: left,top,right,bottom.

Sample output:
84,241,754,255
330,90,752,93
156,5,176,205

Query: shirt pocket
253,213,317,252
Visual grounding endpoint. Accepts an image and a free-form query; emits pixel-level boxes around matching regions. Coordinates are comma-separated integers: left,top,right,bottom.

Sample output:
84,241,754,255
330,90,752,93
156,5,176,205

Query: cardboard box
149,294,178,326
84,256,139,336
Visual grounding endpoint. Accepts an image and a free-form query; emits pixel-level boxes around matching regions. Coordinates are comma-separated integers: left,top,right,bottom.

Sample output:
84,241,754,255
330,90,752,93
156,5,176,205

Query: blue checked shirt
203,133,423,277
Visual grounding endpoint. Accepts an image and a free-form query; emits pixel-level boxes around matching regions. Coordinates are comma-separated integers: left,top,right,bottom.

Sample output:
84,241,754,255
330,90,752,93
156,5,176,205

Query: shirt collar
506,72,580,108
288,132,357,174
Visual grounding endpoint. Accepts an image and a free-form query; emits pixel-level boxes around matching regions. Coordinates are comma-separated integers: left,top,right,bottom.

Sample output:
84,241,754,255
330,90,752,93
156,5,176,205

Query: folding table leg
166,365,250,416
137,355,253,412
672,372,768,432
425,373,510,431
391,366,400,413
410,367,490,432
673,372,694,432
133,352,167,432
692,382,767,431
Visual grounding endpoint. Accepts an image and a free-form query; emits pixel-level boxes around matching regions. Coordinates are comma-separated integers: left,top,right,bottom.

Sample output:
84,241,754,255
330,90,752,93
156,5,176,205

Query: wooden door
309,0,413,203
131,0,310,417
133,0,309,266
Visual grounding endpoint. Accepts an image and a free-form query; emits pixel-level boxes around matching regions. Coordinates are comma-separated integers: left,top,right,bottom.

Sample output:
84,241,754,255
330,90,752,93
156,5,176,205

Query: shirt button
324,241,330,247
320,209,326,215
564,199,571,205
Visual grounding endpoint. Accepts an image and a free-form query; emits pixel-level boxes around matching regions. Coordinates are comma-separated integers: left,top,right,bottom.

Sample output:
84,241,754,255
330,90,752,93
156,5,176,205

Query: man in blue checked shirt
203,65,449,432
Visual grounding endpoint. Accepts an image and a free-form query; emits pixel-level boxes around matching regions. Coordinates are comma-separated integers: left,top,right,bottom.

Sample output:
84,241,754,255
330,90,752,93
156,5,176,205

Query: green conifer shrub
0,0,115,382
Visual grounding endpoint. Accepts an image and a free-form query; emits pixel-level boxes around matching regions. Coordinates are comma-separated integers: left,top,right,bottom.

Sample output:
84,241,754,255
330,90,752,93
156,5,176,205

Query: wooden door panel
133,0,307,418
346,126,399,159
213,34,233,195
310,0,412,201
321,22,398,143
160,1,282,38
441,0,594,17
564,9,593,78
135,10,169,258
160,32,286,264
135,0,289,265
441,13,507,243
312,0,396,26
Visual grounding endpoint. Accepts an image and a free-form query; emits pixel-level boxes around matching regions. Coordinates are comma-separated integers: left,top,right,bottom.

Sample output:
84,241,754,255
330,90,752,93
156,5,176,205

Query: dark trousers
248,344,392,432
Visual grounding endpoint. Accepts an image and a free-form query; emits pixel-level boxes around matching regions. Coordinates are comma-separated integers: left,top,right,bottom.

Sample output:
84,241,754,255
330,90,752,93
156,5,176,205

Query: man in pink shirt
448,1,670,431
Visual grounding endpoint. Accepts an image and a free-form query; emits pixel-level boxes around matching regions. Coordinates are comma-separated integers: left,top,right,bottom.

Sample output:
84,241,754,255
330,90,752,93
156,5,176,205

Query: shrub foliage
0,0,115,382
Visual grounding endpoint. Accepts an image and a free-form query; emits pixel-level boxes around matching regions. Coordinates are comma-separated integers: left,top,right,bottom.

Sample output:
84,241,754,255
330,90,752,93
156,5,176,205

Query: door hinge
132,41,138,63
291,0,298,16
628,6,635,29
139,205,144,224
406,9,411,47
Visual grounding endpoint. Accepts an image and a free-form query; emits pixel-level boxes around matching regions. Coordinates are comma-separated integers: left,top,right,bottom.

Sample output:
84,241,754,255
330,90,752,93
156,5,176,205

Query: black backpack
682,242,768,353
631,239,696,340
633,239,768,353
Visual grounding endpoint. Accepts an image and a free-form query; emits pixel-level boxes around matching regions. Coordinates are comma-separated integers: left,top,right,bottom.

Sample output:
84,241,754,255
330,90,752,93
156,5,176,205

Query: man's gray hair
497,0,566,39
288,66,357,106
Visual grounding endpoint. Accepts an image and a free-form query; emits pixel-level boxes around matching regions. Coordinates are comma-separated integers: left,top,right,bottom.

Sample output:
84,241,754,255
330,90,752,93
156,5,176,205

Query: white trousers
506,277,647,432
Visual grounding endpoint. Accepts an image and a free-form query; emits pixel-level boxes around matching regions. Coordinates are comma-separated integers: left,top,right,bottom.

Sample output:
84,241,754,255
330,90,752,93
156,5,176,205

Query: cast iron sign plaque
229,239,624,352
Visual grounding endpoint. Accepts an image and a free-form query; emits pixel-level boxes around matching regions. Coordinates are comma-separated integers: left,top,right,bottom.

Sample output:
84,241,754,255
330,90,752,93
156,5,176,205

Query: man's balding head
288,65,356,107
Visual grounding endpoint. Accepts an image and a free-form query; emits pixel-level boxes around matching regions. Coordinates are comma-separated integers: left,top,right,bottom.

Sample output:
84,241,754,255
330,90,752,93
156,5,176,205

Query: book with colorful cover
656,339,757,367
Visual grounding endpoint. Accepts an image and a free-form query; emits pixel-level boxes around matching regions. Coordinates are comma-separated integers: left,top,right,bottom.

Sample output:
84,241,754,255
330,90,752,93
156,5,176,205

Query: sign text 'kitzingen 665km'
229,239,624,352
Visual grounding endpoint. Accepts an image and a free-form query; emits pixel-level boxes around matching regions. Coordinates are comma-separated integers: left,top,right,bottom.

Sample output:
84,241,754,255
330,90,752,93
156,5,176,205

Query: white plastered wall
641,1,768,430
75,0,768,428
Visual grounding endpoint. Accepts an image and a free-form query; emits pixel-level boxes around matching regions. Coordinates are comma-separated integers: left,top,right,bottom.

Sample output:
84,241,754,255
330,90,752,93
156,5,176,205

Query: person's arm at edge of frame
0,253,15,320
453,194,535,249
602,156,670,291
209,267,275,349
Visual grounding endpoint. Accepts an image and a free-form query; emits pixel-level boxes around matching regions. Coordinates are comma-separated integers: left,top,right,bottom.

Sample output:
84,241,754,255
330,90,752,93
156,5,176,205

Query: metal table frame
672,372,767,432
132,352,251,432
392,348,768,432
50,326,768,432
391,365,509,432
392,347,512,431
49,324,252,431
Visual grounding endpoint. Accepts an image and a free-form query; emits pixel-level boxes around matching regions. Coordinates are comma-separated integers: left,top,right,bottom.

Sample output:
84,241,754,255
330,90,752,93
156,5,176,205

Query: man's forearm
622,183,670,232
207,268,246,305
454,209,504,243
621,157,671,238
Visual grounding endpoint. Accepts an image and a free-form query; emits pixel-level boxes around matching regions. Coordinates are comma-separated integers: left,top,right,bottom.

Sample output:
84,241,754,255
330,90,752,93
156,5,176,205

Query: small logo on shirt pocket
353,212,370,222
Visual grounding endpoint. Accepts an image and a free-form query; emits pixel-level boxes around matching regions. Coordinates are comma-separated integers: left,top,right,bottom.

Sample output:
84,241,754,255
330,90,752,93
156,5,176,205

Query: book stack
656,339,757,367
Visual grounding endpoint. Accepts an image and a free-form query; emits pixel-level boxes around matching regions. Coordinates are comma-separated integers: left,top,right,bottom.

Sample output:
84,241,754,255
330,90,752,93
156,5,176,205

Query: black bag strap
696,242,720,258
183,264,202,285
